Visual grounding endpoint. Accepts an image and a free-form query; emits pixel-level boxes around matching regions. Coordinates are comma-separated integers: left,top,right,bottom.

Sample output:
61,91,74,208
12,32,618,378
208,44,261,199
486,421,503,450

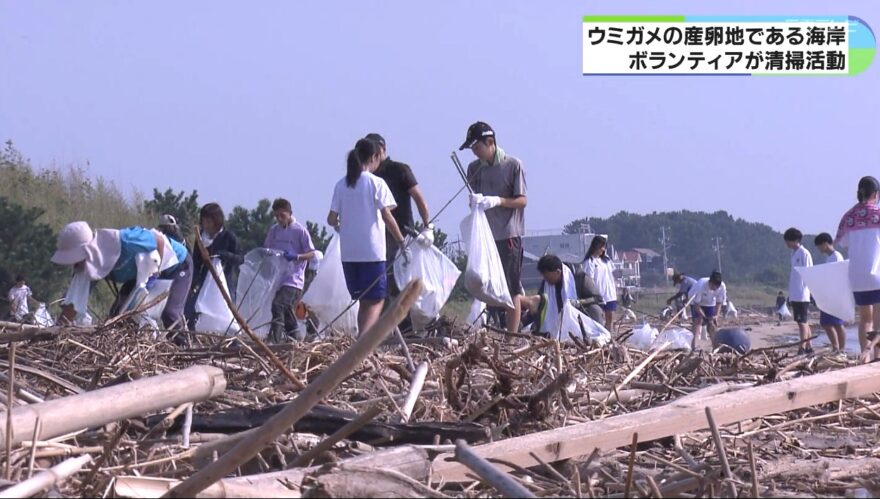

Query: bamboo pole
454,439,535,498
0,454,92,498
193,227,305,390
162,279,423,498
0,366,225,447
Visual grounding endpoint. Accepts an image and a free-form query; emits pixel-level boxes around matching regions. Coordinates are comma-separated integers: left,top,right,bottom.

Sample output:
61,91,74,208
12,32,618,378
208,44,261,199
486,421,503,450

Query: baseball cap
459,121,495,150
364,133,386,149
159,214,178,226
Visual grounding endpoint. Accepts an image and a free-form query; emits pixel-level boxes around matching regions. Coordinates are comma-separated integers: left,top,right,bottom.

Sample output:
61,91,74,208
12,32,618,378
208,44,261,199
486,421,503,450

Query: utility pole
659,226,671,285
712,236,723,272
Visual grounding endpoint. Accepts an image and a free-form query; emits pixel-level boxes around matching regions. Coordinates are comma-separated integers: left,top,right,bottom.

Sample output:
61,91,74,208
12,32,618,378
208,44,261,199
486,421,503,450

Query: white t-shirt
838,228,880,292
824,250,844,264
788,245,813,302
330,172,397,262
8,285,32,319
584,257,617,303
688,278,727,307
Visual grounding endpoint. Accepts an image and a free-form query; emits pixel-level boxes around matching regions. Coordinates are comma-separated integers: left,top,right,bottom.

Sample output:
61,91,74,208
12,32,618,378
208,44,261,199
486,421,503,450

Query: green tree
0,197,66,311
143,188,199,238
306,221,332,253
226,199,275,253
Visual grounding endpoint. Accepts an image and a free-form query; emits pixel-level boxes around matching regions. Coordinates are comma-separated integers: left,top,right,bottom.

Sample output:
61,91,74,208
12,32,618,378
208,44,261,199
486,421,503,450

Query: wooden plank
431,362,880,482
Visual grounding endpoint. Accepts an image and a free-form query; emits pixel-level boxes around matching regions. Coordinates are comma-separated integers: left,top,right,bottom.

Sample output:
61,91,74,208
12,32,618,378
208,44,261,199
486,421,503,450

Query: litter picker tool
450,152,474,195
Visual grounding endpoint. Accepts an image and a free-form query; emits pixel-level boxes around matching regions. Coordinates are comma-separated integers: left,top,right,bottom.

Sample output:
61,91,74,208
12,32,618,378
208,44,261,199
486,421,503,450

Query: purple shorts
819,311,844,326
854,289,880,306
342,261,387,301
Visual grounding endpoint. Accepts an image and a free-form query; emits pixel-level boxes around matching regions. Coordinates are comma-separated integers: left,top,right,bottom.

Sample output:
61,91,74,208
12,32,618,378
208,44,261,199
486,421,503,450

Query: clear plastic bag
654,327,693,351
195,257,240,335
627,323,657,350
235,248,289,338
459,206,513,309
558,301,610,346
301,236,359,337
725,301,738,318
393,238,461,329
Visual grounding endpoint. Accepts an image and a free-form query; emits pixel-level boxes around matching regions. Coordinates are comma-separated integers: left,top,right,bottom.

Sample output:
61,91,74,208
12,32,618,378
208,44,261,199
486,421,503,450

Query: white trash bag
653,327,693,351
627,323,657,350
236,248,289,338
558,301,610,346
725,301,738,318
34,303,54,327
393,238,461,329
466,299,486,331
302,236,359,338
460,206,513,309
195,258,241,335
777,303,792,319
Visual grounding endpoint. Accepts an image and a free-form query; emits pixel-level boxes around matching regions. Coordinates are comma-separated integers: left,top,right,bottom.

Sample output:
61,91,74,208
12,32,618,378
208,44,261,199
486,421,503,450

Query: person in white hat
52,221,192,339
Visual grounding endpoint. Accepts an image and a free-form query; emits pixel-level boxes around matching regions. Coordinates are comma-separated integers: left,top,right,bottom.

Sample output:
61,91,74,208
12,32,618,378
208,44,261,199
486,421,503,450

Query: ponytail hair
857,176,880,203
345,138,380,188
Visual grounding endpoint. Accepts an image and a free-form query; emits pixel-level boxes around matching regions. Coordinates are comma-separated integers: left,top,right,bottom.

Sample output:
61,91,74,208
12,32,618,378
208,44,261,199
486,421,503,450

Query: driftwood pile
1,288,880,498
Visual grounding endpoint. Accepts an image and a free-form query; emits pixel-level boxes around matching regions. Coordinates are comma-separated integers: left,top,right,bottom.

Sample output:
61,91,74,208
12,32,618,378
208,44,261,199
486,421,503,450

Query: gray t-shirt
679,275,697,295
466,148,527,240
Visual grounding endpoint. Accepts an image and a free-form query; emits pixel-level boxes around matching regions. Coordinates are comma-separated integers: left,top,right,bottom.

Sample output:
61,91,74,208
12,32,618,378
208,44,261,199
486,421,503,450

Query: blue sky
1,0,878,239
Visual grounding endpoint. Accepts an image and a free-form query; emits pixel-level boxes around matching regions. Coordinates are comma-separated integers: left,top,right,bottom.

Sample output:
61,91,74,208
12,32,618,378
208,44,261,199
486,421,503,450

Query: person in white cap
51,221,192,341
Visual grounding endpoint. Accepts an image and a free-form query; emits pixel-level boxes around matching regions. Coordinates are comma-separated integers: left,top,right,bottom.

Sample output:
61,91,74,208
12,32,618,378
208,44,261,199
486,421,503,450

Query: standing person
583,236,617,331
186,203,244,329
7,276,42,323
364,133,433,329
814,232,847,353
784,227,814,355
460,121,528,336
52,222,192,339
264,198,315,343
775,291,787,323
835,176,880,361
688,271,727,349
328,138,407,334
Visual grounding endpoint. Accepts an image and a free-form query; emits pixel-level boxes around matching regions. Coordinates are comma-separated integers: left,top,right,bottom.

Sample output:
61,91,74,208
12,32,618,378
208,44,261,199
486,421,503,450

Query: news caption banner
582,15,876,75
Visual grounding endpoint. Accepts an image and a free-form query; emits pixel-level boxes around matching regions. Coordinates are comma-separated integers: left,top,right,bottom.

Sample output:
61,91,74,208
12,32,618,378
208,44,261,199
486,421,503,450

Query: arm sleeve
400,163,418,190
330,182,342,214
804,250,813,267
511,160,527,197
225,233,245,266
300,226,316,253
375,178,397,211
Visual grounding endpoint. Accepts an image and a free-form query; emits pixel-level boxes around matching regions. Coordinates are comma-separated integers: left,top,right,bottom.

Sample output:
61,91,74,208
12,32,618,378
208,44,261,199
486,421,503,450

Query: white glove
416,227,434,247
468,193,484,209
477,196,502,210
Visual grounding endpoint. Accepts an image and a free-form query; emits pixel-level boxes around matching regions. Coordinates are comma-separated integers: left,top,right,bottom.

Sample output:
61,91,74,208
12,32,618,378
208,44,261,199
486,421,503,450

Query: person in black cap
364,133,433,330
459,121,528,335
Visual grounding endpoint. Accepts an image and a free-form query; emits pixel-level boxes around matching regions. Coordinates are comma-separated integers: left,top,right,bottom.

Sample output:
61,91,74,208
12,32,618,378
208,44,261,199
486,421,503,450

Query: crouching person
522,255,605,337
52,221,192,342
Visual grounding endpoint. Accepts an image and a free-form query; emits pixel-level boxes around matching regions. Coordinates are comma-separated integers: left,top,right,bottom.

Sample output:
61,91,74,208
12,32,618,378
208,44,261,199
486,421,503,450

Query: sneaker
804,346,815,356
797,347,806,356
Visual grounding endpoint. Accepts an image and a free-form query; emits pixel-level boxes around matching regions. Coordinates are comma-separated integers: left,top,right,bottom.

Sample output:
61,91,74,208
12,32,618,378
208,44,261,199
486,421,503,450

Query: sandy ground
652,311,833,350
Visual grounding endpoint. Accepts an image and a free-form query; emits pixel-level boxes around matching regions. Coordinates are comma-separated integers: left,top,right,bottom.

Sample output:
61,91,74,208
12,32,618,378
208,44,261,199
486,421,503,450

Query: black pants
110,254,193,331
385,234,412,332
270,285,303,343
